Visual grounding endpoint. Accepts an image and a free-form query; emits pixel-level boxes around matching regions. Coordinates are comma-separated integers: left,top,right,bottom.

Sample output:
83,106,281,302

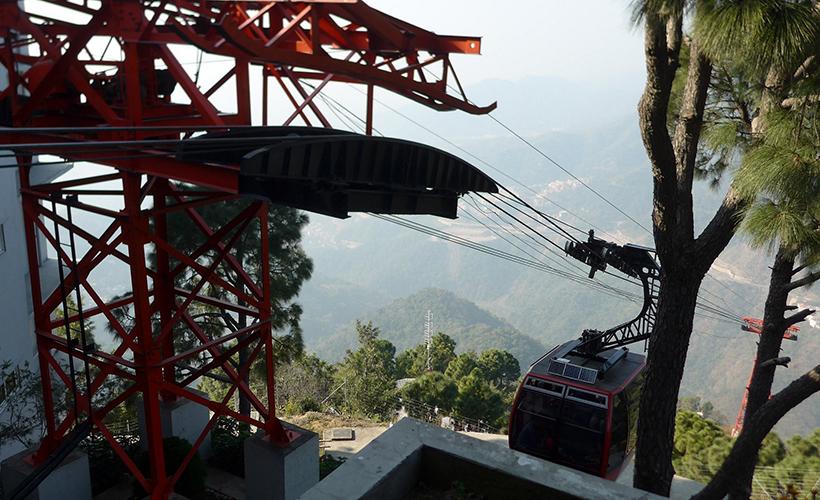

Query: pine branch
691,186,747,271
786,269,820,291
784,307,815,328
791,264,808,276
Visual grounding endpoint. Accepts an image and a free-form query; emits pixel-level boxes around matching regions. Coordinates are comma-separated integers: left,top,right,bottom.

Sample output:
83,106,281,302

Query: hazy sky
365,0,646,87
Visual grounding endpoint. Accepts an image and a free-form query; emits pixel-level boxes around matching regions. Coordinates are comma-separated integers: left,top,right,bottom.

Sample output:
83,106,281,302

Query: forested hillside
312,288,546,366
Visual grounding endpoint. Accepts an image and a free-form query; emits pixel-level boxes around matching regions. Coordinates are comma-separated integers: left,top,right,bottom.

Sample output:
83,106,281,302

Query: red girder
0,0,493,139
0,1,494,498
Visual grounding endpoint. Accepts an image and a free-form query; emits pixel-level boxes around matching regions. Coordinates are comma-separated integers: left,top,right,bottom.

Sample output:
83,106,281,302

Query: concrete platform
1,447,92,500
301,418,666,500
321,426,387,459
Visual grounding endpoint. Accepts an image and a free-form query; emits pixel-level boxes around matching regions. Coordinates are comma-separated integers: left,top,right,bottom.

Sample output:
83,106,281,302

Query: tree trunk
693,363,820,500
633,269,702,496
732,246,794,496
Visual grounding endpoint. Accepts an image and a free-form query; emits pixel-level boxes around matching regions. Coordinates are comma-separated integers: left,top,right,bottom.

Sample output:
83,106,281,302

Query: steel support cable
304,80,386,137
479,191,623,275
491,187,746,320
460,197,645,298
461,199,587,275
422,66,750,311
472,192,568,254
459,204,587,276
371,213,643,302
473,192,644,290
697,296,742,320
468,196,742,322
481,191,581,247
487,112,750,310
489,189,650,287
468,194,740,322
485,113,654,234
373,214,642,302
462,195,588,273
457,206,648,301
343,82,621,243
494,190,590,236
318,94,366,134
376,212,735,328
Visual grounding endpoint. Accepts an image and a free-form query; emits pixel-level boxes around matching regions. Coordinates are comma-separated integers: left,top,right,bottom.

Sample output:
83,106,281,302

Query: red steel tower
0,1,496,496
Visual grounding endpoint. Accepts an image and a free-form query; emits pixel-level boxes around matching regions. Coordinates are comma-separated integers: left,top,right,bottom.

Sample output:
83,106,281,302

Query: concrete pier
244,422,319,500
137,391,212,457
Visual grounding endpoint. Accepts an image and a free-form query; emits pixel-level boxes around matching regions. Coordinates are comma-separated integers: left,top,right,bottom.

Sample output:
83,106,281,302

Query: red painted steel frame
730,318,799,438
0,1,493,497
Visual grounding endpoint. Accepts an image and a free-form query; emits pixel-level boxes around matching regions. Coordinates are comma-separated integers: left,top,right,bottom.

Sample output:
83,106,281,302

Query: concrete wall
301,418,666,500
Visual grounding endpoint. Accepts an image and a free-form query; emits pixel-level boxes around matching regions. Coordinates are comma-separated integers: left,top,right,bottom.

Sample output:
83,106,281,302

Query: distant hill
311,288,547,367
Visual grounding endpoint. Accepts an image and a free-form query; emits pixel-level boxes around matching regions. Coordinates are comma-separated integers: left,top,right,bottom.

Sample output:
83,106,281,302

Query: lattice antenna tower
425,310,433,371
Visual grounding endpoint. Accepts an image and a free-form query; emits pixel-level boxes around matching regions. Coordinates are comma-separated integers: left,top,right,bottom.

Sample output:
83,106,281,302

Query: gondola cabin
508,341,645,479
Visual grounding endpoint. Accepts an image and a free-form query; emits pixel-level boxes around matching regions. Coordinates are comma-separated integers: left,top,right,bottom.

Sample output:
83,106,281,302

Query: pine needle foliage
695,0,820,75
736,107,820,261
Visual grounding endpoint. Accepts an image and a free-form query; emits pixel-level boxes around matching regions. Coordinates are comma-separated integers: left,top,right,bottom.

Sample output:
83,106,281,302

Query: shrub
133,436,207,498
210,416,250,477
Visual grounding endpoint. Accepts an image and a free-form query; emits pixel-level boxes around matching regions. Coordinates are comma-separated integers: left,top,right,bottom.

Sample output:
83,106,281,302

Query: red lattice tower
0,1,495,496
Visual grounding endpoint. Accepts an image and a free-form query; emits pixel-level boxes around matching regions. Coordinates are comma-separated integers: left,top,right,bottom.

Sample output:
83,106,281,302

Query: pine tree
630,1,819,493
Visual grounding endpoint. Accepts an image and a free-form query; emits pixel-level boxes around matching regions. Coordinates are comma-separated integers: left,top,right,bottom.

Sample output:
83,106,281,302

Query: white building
0,157,72,461
0,79,71,462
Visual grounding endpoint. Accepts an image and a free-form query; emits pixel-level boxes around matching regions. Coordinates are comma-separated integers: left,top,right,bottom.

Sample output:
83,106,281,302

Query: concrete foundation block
244,422,319,500
137,391,212,458
1,447,92,500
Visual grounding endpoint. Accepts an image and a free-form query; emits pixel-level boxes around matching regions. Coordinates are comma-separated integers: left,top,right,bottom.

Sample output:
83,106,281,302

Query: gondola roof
530,345,645,393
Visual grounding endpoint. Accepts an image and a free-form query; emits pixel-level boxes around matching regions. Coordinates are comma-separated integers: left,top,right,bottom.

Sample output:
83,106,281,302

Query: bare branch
791,264,808,276
758,357,790,369
692,186,747,272
786,270,820,291
793,55,815,80
784,308,815,328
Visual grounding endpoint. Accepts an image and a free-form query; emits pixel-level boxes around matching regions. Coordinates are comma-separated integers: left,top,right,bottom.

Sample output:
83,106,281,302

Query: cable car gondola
508,232,660,479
